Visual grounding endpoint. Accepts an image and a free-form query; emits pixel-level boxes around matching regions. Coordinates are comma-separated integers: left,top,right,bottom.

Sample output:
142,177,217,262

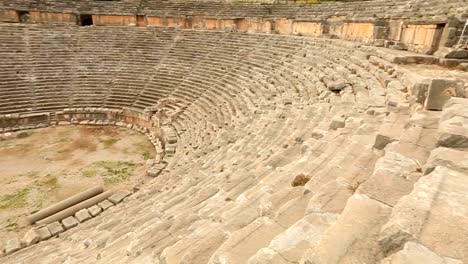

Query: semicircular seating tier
1,23,468,264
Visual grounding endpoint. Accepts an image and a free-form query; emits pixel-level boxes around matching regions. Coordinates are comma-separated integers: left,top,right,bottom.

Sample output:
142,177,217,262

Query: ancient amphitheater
0,0,468,263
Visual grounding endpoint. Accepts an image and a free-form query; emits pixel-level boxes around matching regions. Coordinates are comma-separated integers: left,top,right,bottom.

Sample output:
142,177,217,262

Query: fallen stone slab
379,166,468,262
22,228,40,246
380,242,463,264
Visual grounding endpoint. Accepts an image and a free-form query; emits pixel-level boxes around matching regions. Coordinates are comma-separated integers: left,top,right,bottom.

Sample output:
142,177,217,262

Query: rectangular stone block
424,79,461,110
46,221,64,236
62,216,79,230
108,191,131,205
98,200,114,210
88,205,102,217
4,238,22,255
75,209,92,223
36,226,52,240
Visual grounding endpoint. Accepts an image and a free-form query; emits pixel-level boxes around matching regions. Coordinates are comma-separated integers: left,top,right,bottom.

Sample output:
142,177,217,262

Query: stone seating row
1,22,467,263
1,0,466,20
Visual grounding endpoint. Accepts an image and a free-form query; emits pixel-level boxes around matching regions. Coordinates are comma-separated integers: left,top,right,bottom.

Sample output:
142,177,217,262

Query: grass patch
142,151,154,160
132,140,155,160
99,138,118,148
81,161,137,185
0,188,30,210
70,137,97,152
4,220,18,231
16,131,33,139
0,139,10,148
82,168,98,178
37,174,59,190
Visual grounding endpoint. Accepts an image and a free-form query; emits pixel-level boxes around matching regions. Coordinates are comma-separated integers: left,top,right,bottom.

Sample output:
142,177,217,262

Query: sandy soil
0,125,155,241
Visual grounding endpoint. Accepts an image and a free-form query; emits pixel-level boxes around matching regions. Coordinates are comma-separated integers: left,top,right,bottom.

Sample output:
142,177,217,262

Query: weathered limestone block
249,213,338,263
399,71,431,104
167,135,177,144
373,134,397,150
75,209,91,223
424,79,463,111
147,164,165,177
46,221,64,236
108,190,131,205
357,151,421,206
62,216,79,230
4,238,22,255
98,200,114,210
329,116,346,131
380,242,463,264
36,226,52,240
434,47,468,59
209,217,285,264
300,194,391,264
22,228,40,246
88,205,103,217
327,80,348,91
409,111,440,129
440,97,468,121
437,97,468,148
165,145,176,155
437,117,468,148
423,147,468,174
379,167,468,262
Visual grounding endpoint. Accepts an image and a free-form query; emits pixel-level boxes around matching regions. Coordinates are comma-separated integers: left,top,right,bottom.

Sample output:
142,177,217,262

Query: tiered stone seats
0,0,466,20
0,23,467,263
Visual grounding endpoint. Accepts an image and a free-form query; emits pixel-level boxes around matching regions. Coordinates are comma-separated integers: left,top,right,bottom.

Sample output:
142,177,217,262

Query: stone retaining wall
1,9,464,56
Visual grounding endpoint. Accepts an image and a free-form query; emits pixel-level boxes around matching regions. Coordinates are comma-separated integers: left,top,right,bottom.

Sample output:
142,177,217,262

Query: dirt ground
0,125,156,241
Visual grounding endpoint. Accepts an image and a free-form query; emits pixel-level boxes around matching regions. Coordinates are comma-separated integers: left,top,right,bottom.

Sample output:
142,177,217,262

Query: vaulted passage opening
17,11,30,23
79,14,93,26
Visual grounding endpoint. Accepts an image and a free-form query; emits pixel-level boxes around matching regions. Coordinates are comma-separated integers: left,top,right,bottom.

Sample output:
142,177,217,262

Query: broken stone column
36,191,113,226
27,186,103,224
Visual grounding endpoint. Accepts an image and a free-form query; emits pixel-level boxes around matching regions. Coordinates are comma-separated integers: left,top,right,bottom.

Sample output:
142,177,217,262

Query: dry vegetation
81,161,137,186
